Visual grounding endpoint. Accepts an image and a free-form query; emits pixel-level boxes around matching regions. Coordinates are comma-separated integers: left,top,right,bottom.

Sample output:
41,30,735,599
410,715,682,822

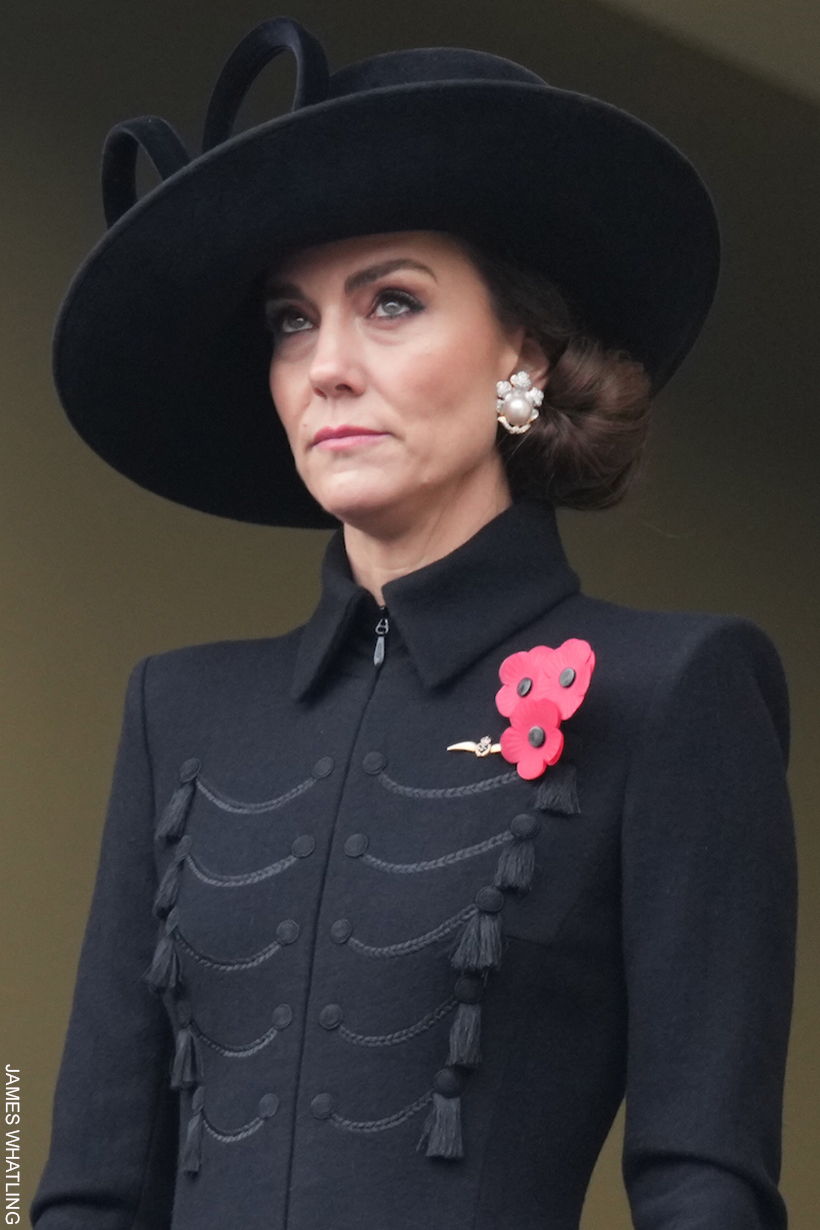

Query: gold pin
446,735,502,757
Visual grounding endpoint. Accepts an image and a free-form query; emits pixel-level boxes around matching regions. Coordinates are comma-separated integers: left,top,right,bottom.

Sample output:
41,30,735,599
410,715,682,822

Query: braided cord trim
203,1112,266,1144
176,928,281,972
196,775,315,815
377,769,519,799
193,1019,281,1059
338,997,457,1048
362,830,510,874
187,851,298,887
347,905,476,958
330,1090,433,1134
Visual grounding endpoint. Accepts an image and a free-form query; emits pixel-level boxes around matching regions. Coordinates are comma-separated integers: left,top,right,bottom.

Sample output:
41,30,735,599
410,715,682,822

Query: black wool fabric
30,499,796,1230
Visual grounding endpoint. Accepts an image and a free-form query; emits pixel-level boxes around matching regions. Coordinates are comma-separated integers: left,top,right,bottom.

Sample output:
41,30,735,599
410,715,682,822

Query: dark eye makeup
370,288,424,318
264,286,425,337
264,304,311,336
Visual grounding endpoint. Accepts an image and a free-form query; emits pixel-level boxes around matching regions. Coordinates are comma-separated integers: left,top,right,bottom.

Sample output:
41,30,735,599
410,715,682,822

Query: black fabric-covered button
258,1093,279,1119
319,1004,343,1030
191,1085,205,1113
517,676,533,696
276,919,300,945
559,667,577,687
330,918,352,944
454,975,484,1004
511,813,541,840
475,885,505,913
291,834,316,859
312,756,334,778
433,1067,464,1098
362,751,386,774
271,1004,293,1029
528,725,546,747
176,998,192,1026
179,758,200,783
344,833,368,858
311,1093,334,1119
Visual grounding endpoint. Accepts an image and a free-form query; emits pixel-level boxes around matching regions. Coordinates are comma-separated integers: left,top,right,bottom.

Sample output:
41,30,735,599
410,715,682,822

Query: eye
370,288,424,320
265,305,313,337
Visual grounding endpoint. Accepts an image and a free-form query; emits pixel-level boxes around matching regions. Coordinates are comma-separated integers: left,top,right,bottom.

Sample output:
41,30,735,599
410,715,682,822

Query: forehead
270,230,468,283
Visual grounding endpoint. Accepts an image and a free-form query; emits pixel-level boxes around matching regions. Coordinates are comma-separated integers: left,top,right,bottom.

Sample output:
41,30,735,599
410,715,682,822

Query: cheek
387,320,501,437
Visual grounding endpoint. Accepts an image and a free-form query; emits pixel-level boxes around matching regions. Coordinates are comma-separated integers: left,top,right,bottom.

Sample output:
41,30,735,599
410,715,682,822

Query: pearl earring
496,371,543,434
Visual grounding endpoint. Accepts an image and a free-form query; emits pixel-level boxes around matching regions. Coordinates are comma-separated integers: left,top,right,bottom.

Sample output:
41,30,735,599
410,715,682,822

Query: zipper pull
373,608,389,667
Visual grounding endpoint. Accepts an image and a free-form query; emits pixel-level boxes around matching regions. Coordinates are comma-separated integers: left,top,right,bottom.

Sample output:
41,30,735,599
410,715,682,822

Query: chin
309,477,413,530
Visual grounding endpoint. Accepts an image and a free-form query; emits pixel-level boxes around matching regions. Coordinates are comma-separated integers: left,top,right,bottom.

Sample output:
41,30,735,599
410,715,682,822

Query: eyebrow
264,258,437,303
343,258,437,294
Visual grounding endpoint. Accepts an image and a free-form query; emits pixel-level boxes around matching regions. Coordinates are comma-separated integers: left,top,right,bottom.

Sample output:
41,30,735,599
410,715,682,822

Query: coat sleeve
620,617,797,1230
30,657,178,1230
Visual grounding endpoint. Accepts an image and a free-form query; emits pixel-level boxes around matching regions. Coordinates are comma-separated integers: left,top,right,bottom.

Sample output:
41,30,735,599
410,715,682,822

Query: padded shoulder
552,594,789,756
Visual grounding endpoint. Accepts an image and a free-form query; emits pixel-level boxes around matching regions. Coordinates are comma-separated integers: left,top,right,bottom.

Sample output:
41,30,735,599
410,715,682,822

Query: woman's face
266,231,539,532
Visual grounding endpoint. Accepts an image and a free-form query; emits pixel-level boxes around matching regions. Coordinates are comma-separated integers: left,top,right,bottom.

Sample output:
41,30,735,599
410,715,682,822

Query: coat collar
290,499,580,701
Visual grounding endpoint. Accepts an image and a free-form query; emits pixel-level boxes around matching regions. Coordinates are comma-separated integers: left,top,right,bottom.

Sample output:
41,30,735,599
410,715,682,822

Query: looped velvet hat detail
54,15,720,527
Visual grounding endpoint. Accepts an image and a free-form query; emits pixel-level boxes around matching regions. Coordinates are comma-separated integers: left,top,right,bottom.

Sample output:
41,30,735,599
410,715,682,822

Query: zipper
373,606,389,667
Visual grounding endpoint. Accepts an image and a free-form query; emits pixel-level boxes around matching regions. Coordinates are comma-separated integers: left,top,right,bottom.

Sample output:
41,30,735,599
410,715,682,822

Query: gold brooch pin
446,735,502,757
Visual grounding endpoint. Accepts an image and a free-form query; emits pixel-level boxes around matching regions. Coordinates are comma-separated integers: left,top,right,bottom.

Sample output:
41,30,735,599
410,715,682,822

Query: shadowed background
0,0,817,1224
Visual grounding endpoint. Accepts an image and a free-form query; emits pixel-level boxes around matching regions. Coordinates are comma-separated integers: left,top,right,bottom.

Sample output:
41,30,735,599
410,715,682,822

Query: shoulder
127,627,304,722
578,594,788,757
552,593,789,758
564,590,779,661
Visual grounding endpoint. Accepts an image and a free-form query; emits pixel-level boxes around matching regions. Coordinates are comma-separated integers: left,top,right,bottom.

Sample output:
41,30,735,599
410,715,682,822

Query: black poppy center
559,667,576,687
517,676,533,696
528,725,546,747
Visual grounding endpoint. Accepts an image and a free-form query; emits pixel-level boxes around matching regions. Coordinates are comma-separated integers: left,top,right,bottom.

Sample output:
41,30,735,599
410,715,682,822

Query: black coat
31,499,796,1230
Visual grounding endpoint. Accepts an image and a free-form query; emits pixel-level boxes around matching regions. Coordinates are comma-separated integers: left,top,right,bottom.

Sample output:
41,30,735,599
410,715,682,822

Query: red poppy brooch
447,637,594,803
495,638,595,779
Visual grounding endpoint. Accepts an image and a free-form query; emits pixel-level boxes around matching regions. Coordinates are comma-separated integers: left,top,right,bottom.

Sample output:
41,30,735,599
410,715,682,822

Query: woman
31,16,796,1230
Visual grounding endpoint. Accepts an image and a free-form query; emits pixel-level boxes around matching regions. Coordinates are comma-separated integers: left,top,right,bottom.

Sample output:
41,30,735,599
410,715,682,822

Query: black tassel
153,836,192,919
494,836,535,891
418,1093,463,1159
156,780,195,842
533,761,579,815
447,1003,481,1068
181,1086,204,1174
450,908,502,972
155,758,200,843
494,813,541,892
145,910,181,994
170,1025,200,1090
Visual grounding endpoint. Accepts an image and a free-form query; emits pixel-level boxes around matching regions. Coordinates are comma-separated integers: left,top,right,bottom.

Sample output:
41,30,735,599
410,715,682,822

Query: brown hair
455,236,653,511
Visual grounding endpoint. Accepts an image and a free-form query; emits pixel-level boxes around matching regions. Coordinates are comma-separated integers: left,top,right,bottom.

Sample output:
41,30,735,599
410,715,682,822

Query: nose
308,310,365,401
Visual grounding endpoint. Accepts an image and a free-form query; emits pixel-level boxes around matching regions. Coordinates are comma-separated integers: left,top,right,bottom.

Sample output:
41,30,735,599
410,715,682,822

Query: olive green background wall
1,0,817,1224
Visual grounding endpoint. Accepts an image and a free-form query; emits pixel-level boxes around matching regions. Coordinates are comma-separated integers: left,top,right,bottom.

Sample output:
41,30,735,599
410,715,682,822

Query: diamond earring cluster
496,371,543,434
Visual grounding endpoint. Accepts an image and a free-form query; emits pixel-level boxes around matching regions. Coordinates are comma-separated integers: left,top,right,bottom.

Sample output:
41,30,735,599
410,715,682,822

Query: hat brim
54,80,720,527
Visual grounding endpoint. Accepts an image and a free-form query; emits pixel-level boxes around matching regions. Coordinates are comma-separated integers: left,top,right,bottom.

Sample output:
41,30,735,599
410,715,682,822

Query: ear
517,333,550,390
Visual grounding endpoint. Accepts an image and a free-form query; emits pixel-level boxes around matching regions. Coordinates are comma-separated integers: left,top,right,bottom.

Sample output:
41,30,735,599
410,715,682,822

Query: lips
311,425,388,446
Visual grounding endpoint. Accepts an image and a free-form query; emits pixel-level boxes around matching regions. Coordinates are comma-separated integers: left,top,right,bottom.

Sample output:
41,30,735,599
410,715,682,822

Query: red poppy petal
510,694,561,731
499,726,527,764
495,684,517,718
516,748,549,780
548,679,589,721
529,645,556,672
555,638,594,668
498,650,532,686
544,726,565,765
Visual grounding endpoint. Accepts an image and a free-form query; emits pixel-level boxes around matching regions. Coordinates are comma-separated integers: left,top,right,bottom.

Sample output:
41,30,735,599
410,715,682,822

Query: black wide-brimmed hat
54,16,720,528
